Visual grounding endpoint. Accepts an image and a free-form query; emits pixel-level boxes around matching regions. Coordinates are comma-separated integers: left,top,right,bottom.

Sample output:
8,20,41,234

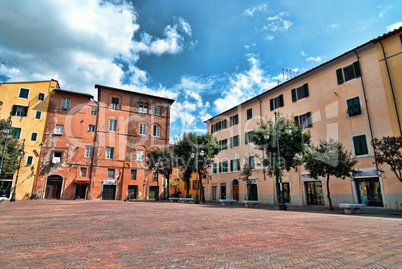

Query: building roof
95,84,175,104
54,88,94,99
0,79,59,85
204,26,402,123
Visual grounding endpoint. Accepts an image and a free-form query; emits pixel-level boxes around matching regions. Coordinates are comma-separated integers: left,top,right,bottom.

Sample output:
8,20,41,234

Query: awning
74,177,90,184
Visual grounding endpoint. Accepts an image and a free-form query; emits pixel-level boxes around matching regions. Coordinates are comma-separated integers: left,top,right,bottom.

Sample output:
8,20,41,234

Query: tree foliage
239,158,254,200
372,136,402,183
146,148,175,199
304,139,357,210
173,132,219,201
0,119,20,176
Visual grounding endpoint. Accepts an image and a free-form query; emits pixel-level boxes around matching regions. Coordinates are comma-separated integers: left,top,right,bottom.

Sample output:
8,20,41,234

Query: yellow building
0,80,60,200
374,27,402,137
169,167,201,199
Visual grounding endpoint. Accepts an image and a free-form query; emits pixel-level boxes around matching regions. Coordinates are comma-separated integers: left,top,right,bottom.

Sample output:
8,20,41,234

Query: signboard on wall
103,180,116,185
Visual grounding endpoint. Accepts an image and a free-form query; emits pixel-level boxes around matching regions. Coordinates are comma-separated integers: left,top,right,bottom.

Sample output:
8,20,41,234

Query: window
85,146,93,158
110,97,119,109
249,156,255,169
80,168,87,177
12,127,21,139
38,92,45,102
220,161,228,173
61,98,71,111
270,94,284,111
19,88,30,99
131,169,137,180
153,105,162,116
213,163,217,174
52,151,63,164
54,125,64,135
106,147,114,159
139,102,148,113
291,84,309,102
26,156,34,165
247,108,252,120
230,114,239,126
88,125,95,132
107,169,115,179
336,61,361,84
219,139,228,151
137,149,145,162
34,111,42,120
230,159,241,172
211,120,227,133
153,125,160,137
109,119,117,132
346,96,362,117
139,123,147,135
245,130,255,144
11,105,28,117
91,107,97,115
152,172,158,182
353,134,369,156
294,112,312,129
230,135,239,148
31,132,38,142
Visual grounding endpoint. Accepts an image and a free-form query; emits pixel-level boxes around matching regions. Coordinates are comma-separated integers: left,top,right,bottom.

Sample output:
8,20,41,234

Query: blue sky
0,0,401,142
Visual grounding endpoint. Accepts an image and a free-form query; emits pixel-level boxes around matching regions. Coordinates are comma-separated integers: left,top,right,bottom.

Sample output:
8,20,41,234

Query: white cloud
263,12,293,32
379,5,392,18
306,56,322,62
242,3,268,17
387,22,402,31
265,35,274,40
300,50,306,56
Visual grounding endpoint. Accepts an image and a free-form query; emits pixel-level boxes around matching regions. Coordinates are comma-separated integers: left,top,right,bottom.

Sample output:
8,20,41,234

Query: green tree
174,133,219,202
0,119,20,177
146,149,175,199
304,139,357,210
239,158,254,201
253,115,310,202
372,136,402,183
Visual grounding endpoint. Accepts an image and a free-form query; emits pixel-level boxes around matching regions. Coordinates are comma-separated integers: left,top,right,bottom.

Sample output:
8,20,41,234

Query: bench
179,198,194,203
169,197,180,202
219,199,236,206
242,200,261,208
339,203,365,214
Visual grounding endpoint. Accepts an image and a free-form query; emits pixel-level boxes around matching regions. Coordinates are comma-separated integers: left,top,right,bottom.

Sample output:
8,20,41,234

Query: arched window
139,102,148,114
153,125,160,137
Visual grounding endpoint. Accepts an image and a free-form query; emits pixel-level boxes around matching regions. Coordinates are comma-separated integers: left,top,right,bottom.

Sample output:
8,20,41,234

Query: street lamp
0,114,13,176
264,111,292,211
10,139,25,202
191,149,204,204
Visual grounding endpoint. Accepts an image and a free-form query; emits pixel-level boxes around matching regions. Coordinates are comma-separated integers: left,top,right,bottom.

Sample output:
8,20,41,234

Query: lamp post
191,149,204,204
10,139,25,202
0,114,13,176
264,111,292,211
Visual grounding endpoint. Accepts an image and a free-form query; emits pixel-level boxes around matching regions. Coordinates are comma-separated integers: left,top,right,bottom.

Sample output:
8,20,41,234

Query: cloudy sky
0,0,401,142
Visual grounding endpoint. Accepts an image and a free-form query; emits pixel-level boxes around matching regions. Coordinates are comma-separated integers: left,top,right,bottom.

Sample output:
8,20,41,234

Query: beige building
204,28,402,209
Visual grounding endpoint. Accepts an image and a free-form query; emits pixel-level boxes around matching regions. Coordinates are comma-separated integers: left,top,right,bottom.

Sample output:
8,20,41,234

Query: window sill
52,133,63,136
351,154,373,159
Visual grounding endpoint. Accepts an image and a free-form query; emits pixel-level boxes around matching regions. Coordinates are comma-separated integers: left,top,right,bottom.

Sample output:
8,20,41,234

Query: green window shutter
354,97,361,115
347,98,354,116
353,61,361,78
23,106,28,117
291,89,296,102
353,135,368,156
270,98,274,111
213,163,217,174
230,137,233,148
336,68,344,85
230,160,234,172
249,156,255,169
237,159,241,171
11,105,17,116
31,132,38,141
279,94,284,107
12,127,21,139
294,116,299,127
19,88,29,98
26,156,33,165
307,112,312,128
111,97,119,104
247,108,252,120
219,162,222,173
303,83,309,97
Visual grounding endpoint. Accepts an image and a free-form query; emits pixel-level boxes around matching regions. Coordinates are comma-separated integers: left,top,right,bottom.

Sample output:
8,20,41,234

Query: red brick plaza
0,200,401,268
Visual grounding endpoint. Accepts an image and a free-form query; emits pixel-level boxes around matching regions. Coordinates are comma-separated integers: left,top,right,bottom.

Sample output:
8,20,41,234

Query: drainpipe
353,50,378,172
88,99,99,199
378,40,402,136
256,96,266,182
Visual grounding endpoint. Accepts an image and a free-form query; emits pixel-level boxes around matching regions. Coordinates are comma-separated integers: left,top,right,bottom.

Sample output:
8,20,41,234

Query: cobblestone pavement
0,200,401,269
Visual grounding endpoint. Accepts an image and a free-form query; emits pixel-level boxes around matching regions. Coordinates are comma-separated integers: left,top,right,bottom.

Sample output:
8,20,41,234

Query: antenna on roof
0,56,22,74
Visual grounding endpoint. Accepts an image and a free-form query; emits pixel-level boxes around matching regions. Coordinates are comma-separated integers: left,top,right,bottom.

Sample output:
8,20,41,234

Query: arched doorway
45,175,63,199
232,179,239,201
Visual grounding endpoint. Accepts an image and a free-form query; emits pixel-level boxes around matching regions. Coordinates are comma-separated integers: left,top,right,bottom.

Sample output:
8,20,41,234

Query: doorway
75,184,87,199
149,186,159,200
220,183,226,199
247,183,258,201
128,185,138,199
102,185,116,200
45,175,63,199
355,178,383,206
211,186,217,200
305,181,324,205
232,179,239,201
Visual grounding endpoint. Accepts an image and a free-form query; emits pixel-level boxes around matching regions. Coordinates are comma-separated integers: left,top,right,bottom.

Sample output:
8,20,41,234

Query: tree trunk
245,183,251,201
275,175,280,204
326,174,333,211
186,180,190,198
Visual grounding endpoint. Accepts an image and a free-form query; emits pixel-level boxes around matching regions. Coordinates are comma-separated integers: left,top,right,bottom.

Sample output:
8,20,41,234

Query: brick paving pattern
0,200,401,268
